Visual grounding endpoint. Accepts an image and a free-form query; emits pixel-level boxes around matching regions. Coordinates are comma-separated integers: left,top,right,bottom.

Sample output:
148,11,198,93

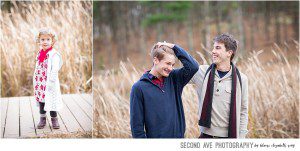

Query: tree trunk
283,13,288,42
156,6,163,41
216,1,221,34
139,23,147,60
264,1,271,42
250,13,254,50
293,10,299,40
203,1,211,57
187,11,194,51
275,10,281,44
237,2,245,57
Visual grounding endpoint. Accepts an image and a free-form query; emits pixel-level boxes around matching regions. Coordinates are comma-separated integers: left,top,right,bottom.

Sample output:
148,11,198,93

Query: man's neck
216,61,231,72
149,68,163,80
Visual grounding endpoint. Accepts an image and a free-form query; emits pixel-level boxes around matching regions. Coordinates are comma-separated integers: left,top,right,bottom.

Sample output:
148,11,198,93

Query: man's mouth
212,55,218,59
163,69,171,74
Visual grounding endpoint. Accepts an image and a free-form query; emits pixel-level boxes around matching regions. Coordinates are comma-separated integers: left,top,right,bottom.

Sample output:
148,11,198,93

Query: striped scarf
199,63,239,138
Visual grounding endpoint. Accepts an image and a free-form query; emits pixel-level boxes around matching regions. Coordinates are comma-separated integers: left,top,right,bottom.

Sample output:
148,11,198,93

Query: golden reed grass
93,42,299,138
1,1,92,97
31,131,92,139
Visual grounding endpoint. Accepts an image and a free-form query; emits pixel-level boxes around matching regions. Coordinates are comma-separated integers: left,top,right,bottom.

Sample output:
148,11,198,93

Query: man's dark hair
213,33,238,61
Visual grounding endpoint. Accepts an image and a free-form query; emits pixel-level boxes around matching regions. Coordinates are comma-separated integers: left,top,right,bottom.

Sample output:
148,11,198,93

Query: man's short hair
150,44,175,61
213,33,238,61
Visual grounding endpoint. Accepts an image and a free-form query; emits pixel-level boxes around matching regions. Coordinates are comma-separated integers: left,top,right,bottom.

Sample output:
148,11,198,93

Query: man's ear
227,50,233,58
153,57,159,65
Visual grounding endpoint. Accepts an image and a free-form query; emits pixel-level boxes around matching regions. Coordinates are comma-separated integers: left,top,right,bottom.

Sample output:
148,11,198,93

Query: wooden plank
58,96,84,133
56,112,70,133
2,94,91,138
62,95,92,131
1,98,9,138
29,96,52,137
79,93,93,106
70,94,92,120
4,97,20,138
19,96,36,137
46,111,68,134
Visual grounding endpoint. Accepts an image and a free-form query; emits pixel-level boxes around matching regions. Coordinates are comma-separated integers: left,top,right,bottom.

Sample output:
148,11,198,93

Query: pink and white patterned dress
34,53,49,103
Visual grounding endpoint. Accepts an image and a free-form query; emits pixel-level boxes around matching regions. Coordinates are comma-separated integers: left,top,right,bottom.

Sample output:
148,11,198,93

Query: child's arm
130,84,146,138
49,53,61,83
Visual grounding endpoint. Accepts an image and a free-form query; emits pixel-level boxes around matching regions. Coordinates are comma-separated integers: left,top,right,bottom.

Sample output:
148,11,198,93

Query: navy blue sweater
130,45,199,138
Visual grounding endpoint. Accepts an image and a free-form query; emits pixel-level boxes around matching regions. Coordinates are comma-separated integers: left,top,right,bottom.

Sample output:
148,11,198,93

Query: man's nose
212,49,216,54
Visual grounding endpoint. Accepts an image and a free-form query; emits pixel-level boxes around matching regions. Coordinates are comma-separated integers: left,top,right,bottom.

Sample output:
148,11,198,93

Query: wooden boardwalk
1,93,92,138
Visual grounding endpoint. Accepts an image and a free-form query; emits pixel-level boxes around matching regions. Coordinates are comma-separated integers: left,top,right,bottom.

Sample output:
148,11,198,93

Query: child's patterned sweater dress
34,49,49,103
33,48,63,111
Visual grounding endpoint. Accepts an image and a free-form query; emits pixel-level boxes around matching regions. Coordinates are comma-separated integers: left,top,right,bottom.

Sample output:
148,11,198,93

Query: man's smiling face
212,42,232,65
153,53,176,78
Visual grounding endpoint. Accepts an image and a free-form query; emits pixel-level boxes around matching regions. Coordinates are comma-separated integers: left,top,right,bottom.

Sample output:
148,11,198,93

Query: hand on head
155,41,175,49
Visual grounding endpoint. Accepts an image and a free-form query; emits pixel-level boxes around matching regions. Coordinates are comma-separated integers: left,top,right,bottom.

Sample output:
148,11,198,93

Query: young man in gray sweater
190,34,249,138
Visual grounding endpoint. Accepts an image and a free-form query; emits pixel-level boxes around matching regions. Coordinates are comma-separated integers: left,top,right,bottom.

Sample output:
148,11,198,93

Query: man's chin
162,73,170,77
212,60,219,64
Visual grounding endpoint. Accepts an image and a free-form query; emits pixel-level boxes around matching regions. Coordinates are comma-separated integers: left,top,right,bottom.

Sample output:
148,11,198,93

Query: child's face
39,34,53,50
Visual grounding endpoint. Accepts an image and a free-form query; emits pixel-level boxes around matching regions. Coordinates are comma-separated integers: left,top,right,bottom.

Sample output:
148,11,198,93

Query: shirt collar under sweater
147,72,164,88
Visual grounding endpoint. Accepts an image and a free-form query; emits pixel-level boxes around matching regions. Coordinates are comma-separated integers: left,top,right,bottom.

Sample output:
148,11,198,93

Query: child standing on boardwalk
33,28,63,129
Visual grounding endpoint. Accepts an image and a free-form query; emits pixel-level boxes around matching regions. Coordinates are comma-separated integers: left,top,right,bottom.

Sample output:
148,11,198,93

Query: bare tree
237,2,245,56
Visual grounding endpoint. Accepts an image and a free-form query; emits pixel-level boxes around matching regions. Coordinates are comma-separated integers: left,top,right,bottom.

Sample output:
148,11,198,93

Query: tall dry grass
1,1,92,97
31,131,92,139
93,42,299,138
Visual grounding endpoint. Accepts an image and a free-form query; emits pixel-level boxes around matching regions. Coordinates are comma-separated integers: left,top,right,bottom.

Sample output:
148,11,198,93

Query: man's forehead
213,42,225,47
163,54,176,62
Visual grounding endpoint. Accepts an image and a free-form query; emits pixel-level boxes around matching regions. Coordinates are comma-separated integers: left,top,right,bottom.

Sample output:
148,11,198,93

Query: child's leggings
39,102,57,117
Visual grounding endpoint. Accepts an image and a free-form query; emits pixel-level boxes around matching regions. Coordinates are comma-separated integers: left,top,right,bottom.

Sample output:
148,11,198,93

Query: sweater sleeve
189,65,208,86
130,83,146,138
172,45,199,87
49,53,61,82
239,75,249,138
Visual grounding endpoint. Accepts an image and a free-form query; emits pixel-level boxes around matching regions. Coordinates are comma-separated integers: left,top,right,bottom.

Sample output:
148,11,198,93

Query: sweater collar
215,64,233,80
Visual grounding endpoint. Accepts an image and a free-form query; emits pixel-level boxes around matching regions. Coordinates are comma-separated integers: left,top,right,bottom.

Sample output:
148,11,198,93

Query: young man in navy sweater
130,42,199,138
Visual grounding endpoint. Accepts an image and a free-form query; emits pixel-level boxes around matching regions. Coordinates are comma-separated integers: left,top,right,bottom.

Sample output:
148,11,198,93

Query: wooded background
93,1,299,71
92,1,299,138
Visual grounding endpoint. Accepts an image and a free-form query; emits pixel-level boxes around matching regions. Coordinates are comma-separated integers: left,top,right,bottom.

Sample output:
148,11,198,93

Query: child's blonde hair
36,28,57,45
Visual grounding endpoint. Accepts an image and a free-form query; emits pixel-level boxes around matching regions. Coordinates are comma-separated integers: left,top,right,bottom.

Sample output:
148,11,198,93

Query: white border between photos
0,139,299,151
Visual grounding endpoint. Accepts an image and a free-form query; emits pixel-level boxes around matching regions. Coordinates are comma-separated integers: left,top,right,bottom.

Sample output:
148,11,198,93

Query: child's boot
51,117,60,129
37,114,46,129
